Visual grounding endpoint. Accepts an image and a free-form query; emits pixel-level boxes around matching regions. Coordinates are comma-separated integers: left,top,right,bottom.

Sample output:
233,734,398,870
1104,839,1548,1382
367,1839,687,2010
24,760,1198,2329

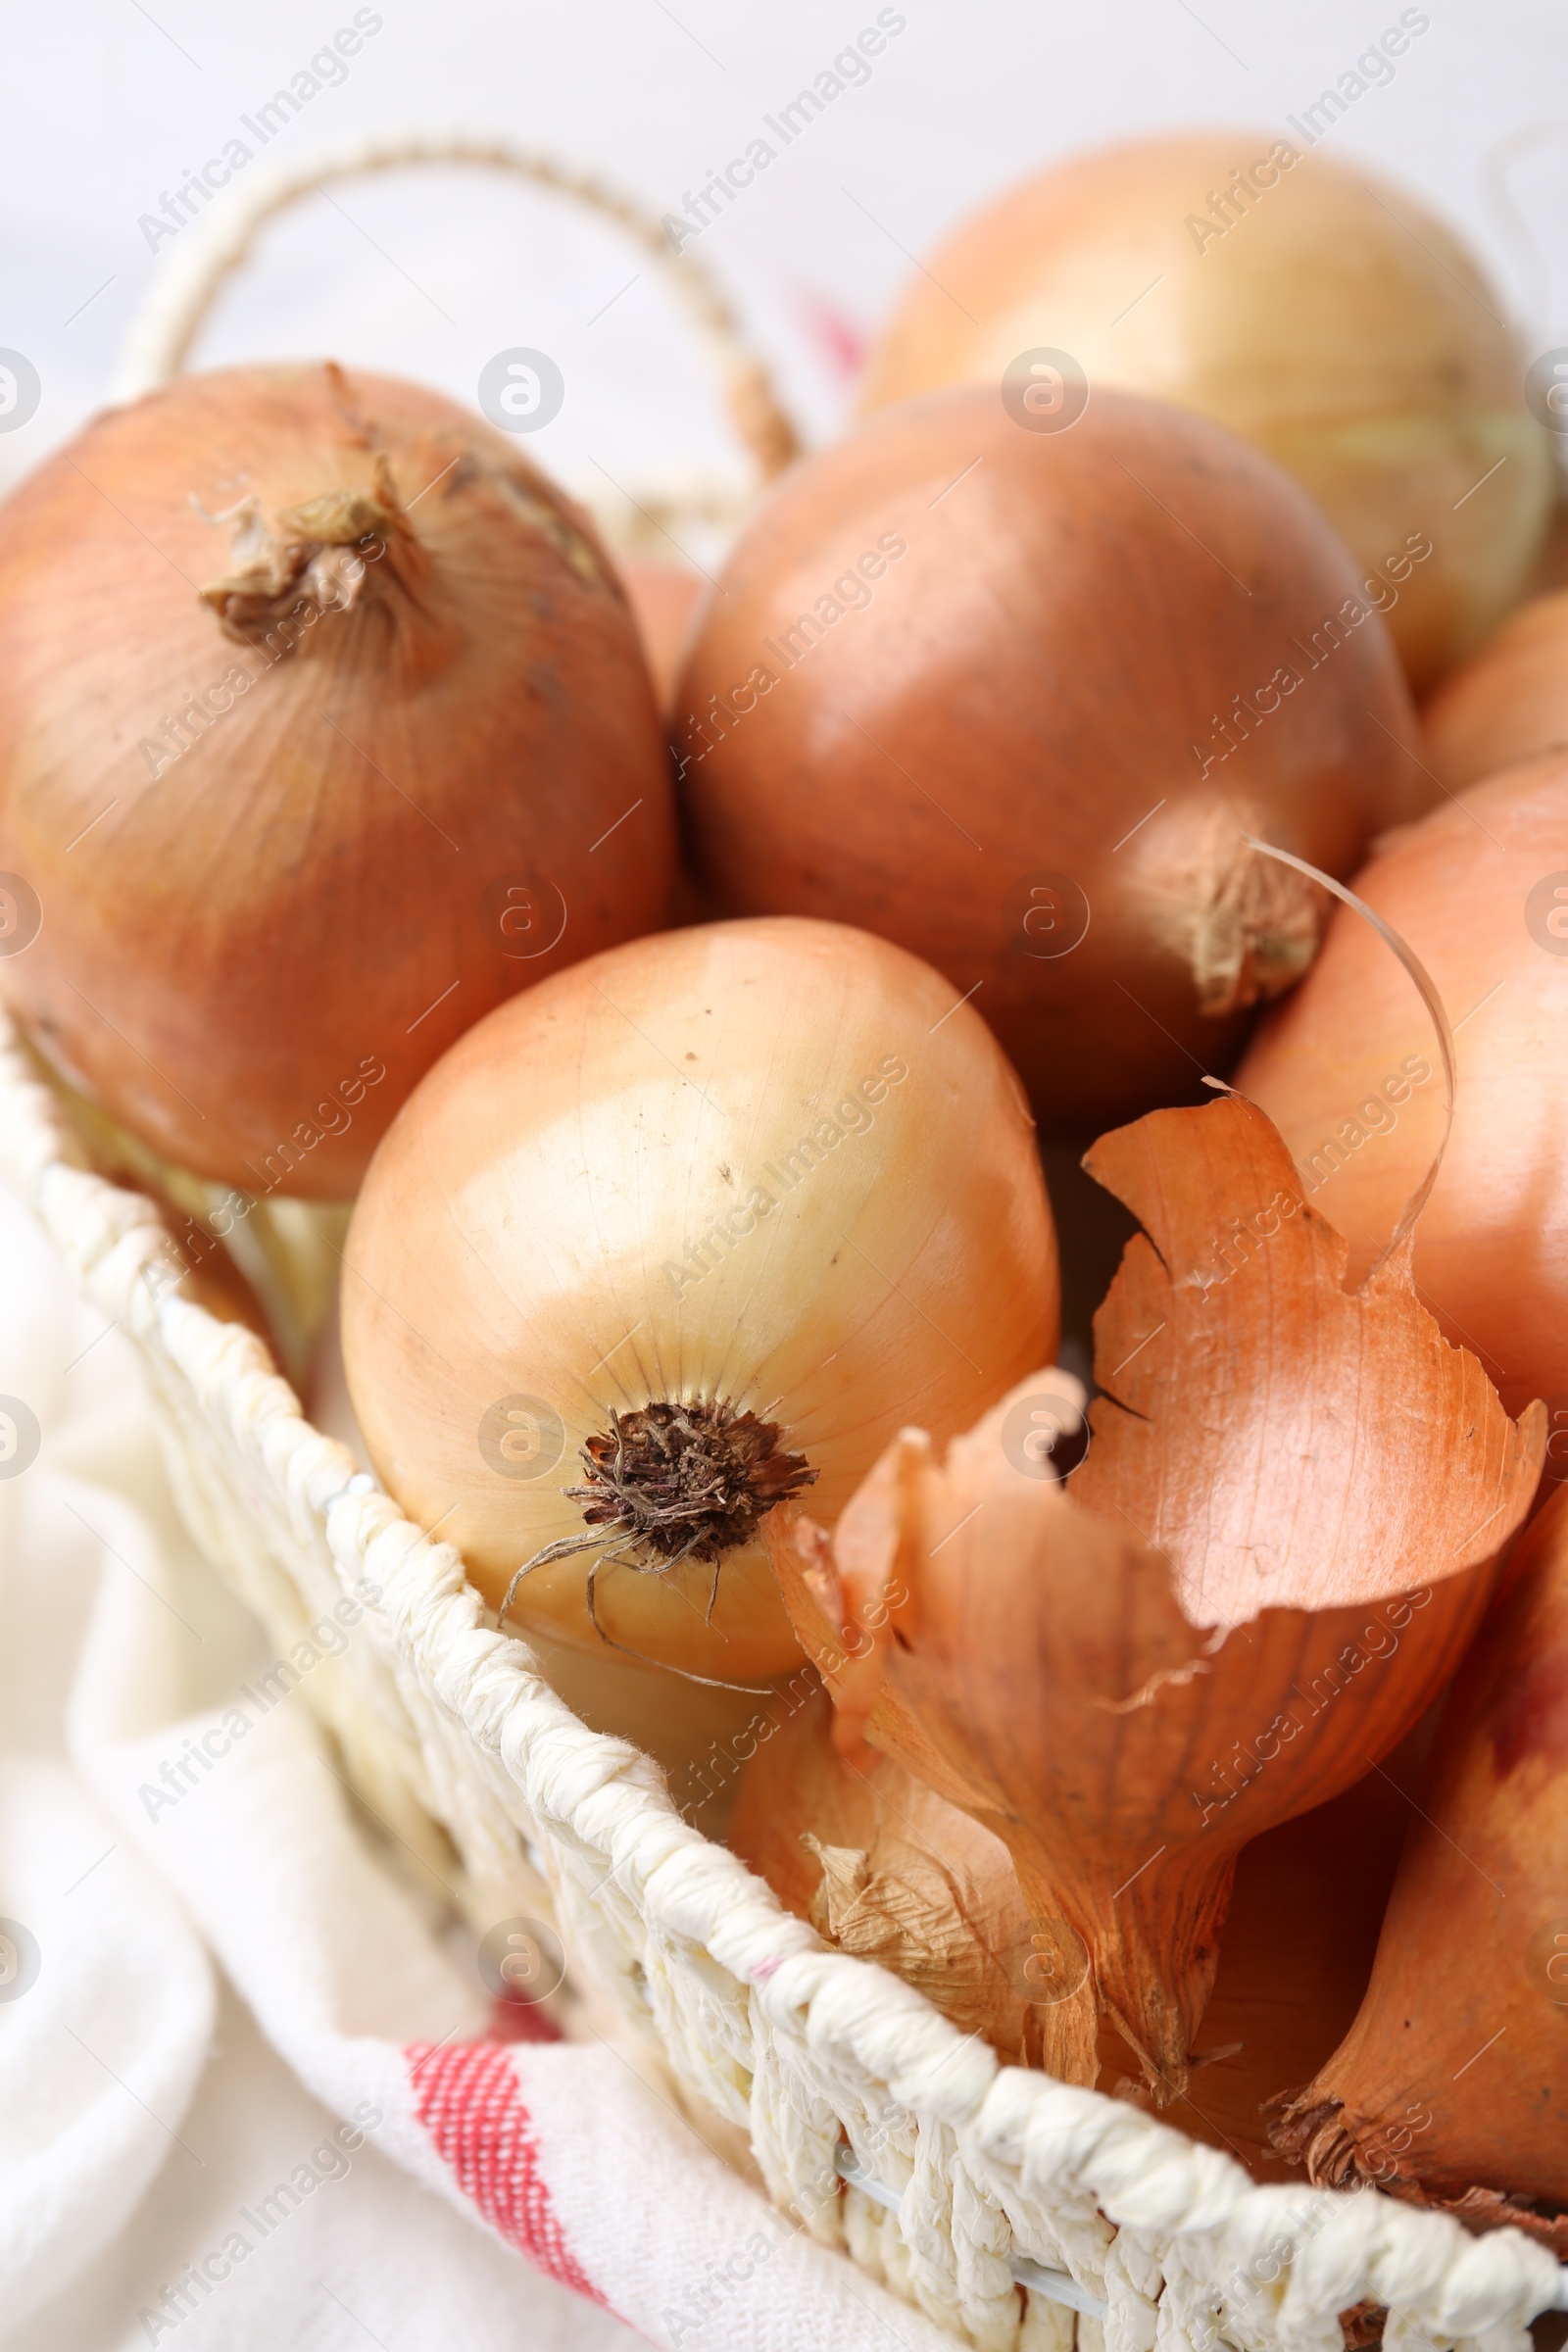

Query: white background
1,5,1565,2346
4,2,1568,513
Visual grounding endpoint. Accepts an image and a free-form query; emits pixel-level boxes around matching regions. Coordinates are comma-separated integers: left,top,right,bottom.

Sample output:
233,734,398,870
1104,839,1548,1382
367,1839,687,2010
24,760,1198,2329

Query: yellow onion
340,916,1058,1684
1238,753,1568,1425
858,132,1553,688
0,363,675,1194
675,385,1425,1132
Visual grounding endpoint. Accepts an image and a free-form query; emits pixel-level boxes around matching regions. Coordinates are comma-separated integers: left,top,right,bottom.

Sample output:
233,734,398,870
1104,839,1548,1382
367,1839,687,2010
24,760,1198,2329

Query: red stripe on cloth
406,2039,606,2306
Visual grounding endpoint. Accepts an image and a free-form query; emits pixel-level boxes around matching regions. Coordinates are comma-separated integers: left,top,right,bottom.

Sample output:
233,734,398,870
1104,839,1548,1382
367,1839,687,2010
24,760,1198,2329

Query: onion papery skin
1422,587,1568,789
1237,753,1568,1425
856,133,1553,689
340,916,1059,1682
0,363,675,1194
791,1419,1515,2100
674,384,1425,1132
729,1682,1038,2064
1114,1744,1421,2180
734,1663,1419,2130
1272,1486,1568,2235
773,1091,1544,2098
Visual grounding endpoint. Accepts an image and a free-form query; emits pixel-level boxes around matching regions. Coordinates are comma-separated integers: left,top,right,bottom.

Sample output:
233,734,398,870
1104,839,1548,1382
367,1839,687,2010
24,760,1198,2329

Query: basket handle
111,126,803,485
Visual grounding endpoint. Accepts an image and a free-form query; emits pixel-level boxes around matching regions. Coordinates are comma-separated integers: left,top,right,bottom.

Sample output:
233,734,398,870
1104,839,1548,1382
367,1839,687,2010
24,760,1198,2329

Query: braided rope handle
111,125,803,487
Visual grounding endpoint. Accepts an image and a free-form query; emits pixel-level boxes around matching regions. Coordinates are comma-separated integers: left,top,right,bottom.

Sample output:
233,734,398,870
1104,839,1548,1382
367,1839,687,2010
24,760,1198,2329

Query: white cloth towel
0,1182,953,2351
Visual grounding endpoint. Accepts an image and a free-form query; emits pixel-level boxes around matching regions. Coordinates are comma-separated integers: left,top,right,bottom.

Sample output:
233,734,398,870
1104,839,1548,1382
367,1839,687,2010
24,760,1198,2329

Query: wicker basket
7,133,1567,2352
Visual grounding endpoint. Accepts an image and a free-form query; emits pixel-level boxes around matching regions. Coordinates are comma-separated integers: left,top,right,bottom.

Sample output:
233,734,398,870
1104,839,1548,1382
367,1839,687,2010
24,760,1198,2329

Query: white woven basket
8,134,1567,2352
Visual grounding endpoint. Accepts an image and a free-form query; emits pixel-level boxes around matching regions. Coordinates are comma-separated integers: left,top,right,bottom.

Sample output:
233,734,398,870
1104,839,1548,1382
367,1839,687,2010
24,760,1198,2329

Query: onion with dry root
308,1288,793,1795
0,363,675,1194
674,384,1425,1132
1271,1487,1568,2252
856,131,1553,688
340,916,1058,1686
770,1083,1544,2100
1238,754,1568,1426
1422,588,1568,788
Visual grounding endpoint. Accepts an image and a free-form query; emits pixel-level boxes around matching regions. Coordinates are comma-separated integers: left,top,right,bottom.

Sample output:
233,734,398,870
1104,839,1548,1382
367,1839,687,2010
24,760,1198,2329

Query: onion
1422,587,1568,787
619,557,705,714
0,362,675,1195
1237,753,1568,1425
1271,1487,1568,2249
340,916,1058,1685
856,132,1553,688
674,384,1424,1131
770,1089,1544,2097
728,1681,1038,2064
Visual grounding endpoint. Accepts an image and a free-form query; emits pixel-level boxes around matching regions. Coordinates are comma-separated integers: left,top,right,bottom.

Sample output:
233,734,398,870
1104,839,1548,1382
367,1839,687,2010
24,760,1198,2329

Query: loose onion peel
1123,1749,1423,2180
729,1683,1038,2065
769,1080,1544,2099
